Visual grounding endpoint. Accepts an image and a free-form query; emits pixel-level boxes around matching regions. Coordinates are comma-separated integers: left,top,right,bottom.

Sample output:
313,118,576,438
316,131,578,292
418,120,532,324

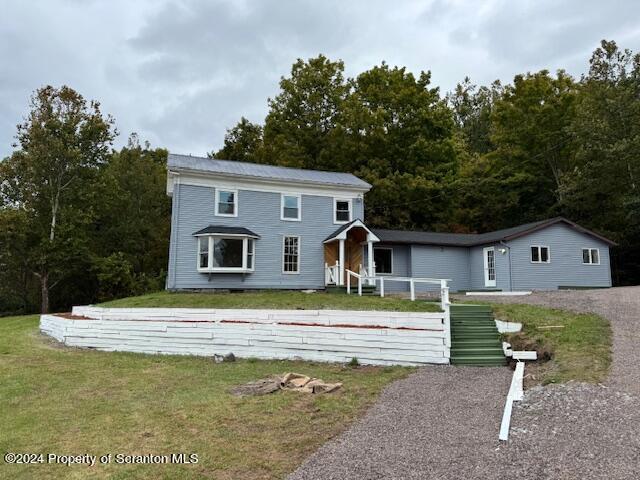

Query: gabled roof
193,225,260,238
168,154,371,190
323,219,380,243
373,217,616,247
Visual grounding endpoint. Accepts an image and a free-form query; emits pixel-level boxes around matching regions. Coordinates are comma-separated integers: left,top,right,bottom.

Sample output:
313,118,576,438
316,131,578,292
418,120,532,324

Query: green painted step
452,328,499,334
451,347,504,356
449,304,506,366
450,356,507,366
451,320,496,328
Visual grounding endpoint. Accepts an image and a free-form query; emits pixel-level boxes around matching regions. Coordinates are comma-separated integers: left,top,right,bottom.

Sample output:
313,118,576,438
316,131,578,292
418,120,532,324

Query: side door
483,247,496,288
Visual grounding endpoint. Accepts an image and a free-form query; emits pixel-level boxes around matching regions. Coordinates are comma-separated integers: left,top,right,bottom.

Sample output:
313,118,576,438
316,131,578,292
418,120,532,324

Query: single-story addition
166,153,615,293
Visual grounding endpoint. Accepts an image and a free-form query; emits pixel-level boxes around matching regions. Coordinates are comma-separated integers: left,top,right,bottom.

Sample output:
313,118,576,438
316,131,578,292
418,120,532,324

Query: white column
367,240,374,285
338,239,345,286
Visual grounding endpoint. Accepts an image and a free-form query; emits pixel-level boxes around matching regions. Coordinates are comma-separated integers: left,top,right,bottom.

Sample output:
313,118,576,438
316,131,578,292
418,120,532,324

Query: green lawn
100,290,442,312
490,303,612,385
0,315,413,480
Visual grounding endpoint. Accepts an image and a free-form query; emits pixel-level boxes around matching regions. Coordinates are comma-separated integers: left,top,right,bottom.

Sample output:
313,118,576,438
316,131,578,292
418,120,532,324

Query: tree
341,64,458,229
567,40,640,284
93,136,170,299
262,55,350,169
0,86,115,312
448,77,503,155
212,117,263,162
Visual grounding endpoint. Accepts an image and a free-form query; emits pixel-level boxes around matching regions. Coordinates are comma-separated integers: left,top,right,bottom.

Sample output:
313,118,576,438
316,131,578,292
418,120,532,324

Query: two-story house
166,154,614,292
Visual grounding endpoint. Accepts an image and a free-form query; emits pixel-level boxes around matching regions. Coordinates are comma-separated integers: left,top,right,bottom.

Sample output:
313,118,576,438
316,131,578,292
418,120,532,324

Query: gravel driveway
289,287,640,479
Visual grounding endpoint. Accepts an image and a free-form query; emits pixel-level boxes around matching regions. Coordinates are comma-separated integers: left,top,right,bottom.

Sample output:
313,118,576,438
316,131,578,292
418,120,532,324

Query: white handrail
345,269,362,296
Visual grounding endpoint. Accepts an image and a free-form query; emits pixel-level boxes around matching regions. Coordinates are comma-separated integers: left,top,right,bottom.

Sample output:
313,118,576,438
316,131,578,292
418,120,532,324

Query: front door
483,247,496,287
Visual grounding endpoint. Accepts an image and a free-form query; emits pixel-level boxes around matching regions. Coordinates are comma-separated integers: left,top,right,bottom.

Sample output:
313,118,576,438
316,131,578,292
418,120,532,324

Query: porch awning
323,219,380,243
193,225,260,238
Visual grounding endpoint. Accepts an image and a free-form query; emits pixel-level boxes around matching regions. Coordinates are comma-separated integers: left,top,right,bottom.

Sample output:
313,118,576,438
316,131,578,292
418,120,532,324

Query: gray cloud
1,0,639,158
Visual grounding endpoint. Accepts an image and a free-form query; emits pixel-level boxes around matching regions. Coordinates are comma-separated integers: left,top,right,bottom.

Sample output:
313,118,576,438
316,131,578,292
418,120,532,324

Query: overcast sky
1,0,639,159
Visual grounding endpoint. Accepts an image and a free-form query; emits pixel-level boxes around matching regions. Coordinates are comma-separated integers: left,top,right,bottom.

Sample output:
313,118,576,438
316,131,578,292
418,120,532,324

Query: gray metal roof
373,217,616,247
193,225,260,238
168,154,371,190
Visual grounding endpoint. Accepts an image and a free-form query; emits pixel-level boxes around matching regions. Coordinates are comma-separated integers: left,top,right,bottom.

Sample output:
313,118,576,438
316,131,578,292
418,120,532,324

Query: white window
283,236,300,274
582,248,600,265
197,236,255,272
374,248,393,275
531,245,550,263
215,189,237,217
334,198,352,224
281,194,301,221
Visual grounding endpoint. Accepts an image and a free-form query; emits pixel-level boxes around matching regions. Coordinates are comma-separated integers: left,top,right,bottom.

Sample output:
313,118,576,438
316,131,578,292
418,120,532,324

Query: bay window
197,235,255,272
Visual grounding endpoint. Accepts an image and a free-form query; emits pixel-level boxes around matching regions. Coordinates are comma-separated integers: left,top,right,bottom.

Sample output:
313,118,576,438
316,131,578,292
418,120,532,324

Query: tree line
1,39,638,314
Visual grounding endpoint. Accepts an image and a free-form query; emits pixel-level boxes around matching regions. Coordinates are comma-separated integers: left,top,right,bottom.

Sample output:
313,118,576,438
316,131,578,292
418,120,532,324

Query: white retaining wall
40,306,449,366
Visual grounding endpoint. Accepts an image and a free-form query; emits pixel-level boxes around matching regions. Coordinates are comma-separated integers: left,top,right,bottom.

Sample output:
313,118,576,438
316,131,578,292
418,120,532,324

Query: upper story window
334,198,352,224
582,248,600,265
531,245,550,263
374,248,393,275
281,194,301,221
197,235,255,273
215,189,237,217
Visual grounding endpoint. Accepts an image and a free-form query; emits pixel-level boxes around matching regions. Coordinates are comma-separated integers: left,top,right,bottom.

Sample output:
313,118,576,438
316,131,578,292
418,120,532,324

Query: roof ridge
168,153,364,178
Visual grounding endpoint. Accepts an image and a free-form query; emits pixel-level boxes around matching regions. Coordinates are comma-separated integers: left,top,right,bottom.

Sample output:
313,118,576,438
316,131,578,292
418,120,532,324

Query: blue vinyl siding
167,182,612,292
506,223,612,290
410,245,470,292
368,244,411,292
167,184,364,290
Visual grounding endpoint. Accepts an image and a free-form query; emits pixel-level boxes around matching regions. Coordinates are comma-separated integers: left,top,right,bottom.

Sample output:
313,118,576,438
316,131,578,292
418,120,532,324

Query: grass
100,290,442,312
0,315,413,480
489,303,612,385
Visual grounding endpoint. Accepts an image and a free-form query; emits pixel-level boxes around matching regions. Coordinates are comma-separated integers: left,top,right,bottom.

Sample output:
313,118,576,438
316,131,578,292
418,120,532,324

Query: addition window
215,189,237,217
281,194,301,221
197,235,255,272
374,248,393,275
531,245,550,263
283,236,300,274
334,198,352,224
582,248,600,265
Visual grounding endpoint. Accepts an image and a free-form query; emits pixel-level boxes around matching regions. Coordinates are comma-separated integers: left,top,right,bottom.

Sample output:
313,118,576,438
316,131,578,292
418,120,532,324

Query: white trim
196,235,255,273
193,232,258,238
322,219,381,243
333,198,352,224
582,247,601,265
282,235,300,274
373,247,393,275
530,245,550,264
214,188,238,217
168,170,367,199
483,246,496,287
280,193,302,221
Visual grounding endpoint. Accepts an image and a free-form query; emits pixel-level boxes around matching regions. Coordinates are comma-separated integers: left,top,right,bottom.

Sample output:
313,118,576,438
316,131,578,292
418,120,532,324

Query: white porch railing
325,262,339,285
341,271,451,350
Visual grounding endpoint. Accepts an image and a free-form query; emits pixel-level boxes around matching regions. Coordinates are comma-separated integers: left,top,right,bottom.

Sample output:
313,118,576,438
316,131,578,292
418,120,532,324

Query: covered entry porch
323,220,379,286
